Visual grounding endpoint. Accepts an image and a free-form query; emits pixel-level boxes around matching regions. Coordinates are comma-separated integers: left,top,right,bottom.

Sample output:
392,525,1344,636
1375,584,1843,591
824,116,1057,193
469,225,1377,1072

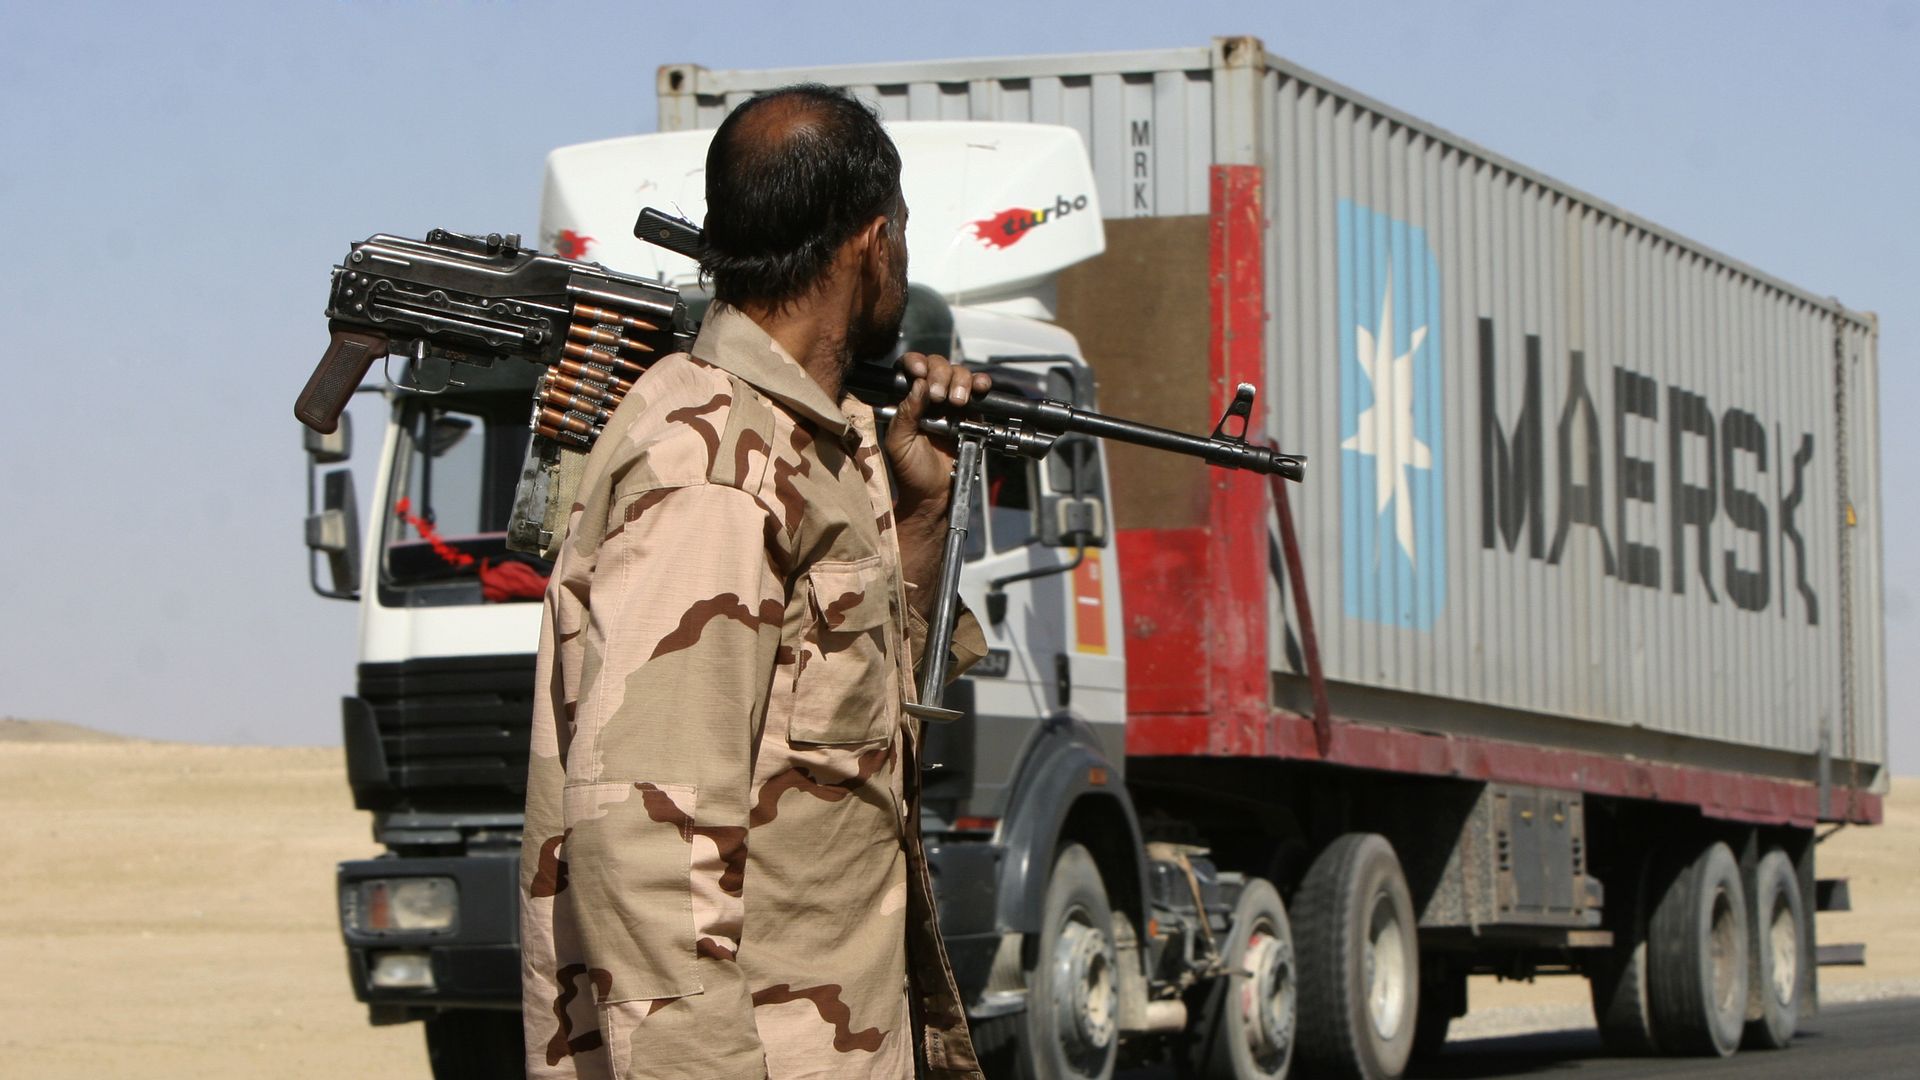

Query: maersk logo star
1337,199,1448,630
1342,269,1433,564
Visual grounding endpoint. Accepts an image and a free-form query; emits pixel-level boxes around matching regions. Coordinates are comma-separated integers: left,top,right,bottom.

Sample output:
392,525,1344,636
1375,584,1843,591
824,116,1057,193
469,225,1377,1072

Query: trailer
304,35,1883,1080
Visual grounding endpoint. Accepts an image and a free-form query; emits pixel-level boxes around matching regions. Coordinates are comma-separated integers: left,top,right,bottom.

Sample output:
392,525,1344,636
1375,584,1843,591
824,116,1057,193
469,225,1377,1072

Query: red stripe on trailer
1163,711,1880,828
1206,164,1271,758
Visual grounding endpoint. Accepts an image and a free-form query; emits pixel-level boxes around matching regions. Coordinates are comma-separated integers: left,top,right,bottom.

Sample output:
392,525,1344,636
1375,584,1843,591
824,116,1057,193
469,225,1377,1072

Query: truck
301,36,1886,1080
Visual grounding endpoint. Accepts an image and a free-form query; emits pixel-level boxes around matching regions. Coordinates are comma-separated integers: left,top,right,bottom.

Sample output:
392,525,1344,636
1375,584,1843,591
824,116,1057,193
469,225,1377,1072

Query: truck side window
398,407,488,538
382,400,538,594
986,451,1036,552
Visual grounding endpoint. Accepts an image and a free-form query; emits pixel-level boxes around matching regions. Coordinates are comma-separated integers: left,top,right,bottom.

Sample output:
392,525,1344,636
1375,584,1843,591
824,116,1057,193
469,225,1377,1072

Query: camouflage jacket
520,304,987,1080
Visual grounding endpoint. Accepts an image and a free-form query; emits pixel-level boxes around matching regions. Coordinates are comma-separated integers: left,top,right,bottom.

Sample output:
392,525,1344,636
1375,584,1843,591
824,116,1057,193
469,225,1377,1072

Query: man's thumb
889,379,927,446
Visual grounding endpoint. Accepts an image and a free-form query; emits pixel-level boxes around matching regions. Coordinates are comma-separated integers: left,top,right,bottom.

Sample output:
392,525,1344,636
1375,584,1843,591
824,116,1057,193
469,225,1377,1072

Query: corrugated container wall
658,38,1886,786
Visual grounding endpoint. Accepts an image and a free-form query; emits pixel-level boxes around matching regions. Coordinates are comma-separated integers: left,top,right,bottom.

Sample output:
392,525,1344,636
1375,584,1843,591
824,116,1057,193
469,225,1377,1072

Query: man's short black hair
700,84,902,309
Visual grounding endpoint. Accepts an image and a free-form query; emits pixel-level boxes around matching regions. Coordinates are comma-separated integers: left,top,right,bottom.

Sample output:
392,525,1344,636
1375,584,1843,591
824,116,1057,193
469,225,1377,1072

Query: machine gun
294,212,1305,717
293,226,694,554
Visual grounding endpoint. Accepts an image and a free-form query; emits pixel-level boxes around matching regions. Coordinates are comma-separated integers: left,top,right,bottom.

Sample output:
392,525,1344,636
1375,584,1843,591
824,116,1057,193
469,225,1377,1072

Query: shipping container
659,37,1885,811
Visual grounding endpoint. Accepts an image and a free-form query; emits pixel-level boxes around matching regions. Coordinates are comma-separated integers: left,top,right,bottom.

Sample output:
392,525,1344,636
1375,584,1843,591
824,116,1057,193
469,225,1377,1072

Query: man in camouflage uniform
520,84,991,1080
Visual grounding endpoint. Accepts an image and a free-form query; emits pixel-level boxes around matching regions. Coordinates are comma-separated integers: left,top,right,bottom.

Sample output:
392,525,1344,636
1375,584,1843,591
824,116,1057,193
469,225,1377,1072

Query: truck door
949,439,1060,819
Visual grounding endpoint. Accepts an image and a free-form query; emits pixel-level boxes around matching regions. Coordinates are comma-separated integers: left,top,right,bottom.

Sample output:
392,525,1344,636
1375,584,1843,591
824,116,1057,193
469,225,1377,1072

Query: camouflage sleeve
557,480,780,1079
902,584,987,684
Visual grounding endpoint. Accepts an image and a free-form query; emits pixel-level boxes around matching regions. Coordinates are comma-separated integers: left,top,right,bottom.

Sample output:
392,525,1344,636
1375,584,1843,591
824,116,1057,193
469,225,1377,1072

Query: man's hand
884,353,992,519
885,352,991,616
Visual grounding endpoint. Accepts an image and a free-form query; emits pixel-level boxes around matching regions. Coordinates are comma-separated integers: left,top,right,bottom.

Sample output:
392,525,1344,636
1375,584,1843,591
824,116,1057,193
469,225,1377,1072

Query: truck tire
1742,849,1804,1050
1292,834,1418,1080
1588,850,1661,1056
1188,877,1296,1079
424,1008,524,1080
1647,840,1748,1057
983,842,1119,1080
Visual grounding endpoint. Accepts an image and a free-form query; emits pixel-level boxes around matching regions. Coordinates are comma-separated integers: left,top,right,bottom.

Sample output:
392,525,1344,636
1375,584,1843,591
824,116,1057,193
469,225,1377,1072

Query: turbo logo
969,194,1090,249
549,229,594,260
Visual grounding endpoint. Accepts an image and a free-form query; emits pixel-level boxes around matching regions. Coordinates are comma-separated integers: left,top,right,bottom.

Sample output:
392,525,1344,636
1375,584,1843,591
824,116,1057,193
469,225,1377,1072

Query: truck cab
306,122,1147,1077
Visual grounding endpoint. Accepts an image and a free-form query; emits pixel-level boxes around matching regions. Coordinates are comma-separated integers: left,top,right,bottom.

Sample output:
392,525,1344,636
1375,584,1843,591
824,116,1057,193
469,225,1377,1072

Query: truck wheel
424,1008,524,1080
1588,851,1661,1055
989,842,1119,1080
1742,849,1804,1050
1648,840,1748,1057
1188,877,1296,1079
1293,834,1418,1080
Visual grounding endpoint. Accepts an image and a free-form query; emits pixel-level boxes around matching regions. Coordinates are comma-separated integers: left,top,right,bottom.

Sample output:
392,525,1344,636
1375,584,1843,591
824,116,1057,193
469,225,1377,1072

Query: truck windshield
380,394,550,607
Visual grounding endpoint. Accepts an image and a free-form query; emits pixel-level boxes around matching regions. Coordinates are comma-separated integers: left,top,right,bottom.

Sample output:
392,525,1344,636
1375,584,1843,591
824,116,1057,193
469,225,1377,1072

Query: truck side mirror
307,468,362,600
1039,434,1107,548
1049,495,1108,548
304,412,352,465
424,414,473,458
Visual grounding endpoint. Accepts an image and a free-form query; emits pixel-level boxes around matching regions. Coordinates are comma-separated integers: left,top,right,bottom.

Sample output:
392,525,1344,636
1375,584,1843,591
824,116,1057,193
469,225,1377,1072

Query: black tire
974,1013,1024,1080
1588,850,1661,1056
1188,877,1297,1079
1293,834,1419,1080
1647,840,1749,1057
424,1008,524,1080
1408,961,1463,1062
990,842,1120,1080
1742,849,1805,1050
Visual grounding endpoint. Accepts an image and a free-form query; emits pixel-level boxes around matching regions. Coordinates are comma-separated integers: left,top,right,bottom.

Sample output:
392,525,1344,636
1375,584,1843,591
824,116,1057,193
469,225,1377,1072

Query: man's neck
736,299,852,401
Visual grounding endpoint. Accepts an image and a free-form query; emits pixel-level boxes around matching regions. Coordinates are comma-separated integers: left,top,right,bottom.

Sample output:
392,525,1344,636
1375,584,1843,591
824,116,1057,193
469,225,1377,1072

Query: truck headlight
343,876,459,933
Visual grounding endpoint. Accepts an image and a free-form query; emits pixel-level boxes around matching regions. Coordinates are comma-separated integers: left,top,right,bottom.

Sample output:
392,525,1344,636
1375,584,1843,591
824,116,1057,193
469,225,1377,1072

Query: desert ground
1,719,1913,1078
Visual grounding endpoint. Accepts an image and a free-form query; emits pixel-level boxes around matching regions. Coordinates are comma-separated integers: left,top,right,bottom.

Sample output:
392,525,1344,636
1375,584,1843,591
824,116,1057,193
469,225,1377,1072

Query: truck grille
346,655,536,810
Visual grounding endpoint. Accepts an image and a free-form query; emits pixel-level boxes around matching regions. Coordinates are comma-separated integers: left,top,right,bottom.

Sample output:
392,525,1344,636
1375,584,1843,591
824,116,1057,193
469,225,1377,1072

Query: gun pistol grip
296,326,389,434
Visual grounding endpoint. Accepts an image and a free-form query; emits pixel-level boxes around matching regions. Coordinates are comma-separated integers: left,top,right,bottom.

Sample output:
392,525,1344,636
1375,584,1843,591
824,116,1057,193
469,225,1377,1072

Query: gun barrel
845,364,1305,481
1038,404,1306,481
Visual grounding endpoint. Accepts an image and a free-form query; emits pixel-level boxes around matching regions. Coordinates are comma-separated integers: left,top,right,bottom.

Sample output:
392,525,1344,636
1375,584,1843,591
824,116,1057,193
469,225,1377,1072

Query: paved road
1118,998,1920,1080
1411,999,1920,1080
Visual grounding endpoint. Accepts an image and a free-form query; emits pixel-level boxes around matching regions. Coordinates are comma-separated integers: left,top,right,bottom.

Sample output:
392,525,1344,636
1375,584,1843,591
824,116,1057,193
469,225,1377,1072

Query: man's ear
854,213,892,281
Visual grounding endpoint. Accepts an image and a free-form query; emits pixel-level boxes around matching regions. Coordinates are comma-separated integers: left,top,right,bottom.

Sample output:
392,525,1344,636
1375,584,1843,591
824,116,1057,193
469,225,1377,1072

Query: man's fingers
893,352,992,409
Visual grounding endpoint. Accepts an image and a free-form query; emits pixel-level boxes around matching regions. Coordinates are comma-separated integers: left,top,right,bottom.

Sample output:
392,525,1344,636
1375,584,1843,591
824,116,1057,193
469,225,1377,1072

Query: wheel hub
1769,902,1798,1005
1051,917,1116,1056
1238,926,1296,1065
1365,892,1408,1039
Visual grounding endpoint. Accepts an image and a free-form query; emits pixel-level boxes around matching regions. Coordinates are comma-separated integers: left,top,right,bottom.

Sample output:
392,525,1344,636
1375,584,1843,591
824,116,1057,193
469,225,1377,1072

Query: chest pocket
780,557,895,746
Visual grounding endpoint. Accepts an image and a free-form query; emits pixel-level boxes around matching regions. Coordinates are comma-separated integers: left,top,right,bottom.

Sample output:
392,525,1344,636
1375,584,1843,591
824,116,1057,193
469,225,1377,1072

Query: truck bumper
339,842,1010,1017
338,853,521,1011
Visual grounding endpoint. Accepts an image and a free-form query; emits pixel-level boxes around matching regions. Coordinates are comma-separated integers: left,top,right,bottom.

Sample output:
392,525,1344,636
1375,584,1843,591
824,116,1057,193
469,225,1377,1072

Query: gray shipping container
658,37,1885,792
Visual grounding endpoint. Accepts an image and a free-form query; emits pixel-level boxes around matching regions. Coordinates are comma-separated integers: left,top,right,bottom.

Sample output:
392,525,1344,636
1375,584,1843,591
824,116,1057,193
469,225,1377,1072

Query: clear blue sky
1,1,1913,774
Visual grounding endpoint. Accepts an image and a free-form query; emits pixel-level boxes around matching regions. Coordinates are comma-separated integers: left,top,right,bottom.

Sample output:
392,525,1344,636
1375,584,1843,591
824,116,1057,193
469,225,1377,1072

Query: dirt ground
1,723,1912,1077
